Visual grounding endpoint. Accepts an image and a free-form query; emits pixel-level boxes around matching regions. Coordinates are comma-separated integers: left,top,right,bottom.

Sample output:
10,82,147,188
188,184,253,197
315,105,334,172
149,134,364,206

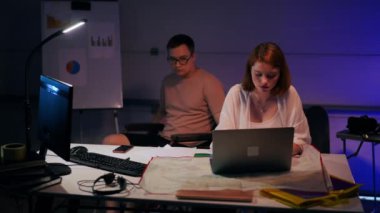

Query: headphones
92,173,126,195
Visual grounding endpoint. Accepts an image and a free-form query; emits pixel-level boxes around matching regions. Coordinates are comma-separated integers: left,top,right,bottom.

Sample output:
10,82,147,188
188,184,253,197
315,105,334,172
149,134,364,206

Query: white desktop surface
41,143,363,212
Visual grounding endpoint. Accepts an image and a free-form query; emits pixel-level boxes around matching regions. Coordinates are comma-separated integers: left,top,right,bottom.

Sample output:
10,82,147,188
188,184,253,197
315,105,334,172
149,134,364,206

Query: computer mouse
70,146,88,155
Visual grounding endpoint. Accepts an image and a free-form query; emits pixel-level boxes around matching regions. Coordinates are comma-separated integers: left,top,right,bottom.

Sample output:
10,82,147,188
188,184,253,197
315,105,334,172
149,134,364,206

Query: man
104,34,225,147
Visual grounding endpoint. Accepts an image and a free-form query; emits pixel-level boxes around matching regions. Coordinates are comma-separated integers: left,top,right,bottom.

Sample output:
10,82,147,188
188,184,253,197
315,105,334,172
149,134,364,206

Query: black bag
347,115,379,135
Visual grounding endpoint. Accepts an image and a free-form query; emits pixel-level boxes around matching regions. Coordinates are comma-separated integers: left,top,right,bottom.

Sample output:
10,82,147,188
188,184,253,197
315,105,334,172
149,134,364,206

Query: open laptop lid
211,127,294,175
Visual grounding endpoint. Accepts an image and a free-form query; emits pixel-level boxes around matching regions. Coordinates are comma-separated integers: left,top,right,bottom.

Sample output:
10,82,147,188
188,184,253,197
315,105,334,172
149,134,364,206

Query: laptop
210,127,294,175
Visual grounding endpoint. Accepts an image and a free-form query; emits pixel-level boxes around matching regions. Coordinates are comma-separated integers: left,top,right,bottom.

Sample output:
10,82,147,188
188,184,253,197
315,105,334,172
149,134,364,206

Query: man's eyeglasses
167,55,192,65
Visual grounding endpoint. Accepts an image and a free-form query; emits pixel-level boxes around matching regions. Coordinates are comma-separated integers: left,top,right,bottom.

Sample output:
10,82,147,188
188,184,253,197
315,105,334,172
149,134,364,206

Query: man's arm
204,74,225,125
152,105,166,123
153,81,166,124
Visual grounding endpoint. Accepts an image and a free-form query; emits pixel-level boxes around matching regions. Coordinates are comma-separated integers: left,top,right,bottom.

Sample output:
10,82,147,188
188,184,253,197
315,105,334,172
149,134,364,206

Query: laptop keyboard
70,146,146,177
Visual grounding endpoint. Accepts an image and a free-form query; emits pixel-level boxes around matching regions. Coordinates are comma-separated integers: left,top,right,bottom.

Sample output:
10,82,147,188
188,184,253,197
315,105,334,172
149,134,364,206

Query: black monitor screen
37,75,73,162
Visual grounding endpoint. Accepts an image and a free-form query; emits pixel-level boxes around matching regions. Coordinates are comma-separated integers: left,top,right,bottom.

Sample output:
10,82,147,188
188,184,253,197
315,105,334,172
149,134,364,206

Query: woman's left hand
292,144,302,156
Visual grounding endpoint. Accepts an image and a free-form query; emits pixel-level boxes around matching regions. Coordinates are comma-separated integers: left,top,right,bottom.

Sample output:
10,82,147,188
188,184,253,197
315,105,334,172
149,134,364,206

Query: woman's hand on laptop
292,144,302,157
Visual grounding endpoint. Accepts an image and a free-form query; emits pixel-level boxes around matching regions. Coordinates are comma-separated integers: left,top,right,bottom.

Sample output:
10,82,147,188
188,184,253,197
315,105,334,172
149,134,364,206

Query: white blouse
216,84,311,146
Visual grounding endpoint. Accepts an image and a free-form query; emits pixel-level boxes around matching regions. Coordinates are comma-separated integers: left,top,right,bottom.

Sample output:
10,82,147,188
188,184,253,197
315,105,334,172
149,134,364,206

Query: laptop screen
211,127,294,175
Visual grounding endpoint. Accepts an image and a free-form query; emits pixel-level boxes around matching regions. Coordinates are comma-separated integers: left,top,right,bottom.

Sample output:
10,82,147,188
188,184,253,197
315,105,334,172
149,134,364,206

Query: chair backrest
304,105,330,153
171,132,213,148
125,123,164,135
170,123,216,148
102,134,130,145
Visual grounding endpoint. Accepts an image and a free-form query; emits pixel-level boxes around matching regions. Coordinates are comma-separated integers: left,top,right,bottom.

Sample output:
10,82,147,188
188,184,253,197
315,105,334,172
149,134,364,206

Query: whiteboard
41,1,123,109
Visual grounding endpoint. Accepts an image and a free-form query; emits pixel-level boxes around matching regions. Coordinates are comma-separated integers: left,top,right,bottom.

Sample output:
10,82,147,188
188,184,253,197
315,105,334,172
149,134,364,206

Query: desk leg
372,142,377,209
342,139,347,155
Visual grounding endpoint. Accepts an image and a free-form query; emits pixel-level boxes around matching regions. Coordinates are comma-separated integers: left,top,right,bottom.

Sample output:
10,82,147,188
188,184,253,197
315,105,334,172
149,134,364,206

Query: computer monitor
36,74,73,175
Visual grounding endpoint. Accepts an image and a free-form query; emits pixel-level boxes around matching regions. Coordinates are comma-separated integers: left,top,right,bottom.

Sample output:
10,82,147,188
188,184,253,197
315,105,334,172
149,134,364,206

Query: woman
216,42,311,155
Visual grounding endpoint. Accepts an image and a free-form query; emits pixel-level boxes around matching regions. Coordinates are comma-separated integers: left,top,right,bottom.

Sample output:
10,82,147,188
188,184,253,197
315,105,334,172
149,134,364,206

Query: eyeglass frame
167,54,193,65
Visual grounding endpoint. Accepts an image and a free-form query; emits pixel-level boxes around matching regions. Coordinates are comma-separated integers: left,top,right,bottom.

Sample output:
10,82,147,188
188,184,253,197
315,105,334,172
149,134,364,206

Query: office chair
125,122,164,135
169,105,330,151
117,105,330,152
102,133,130,145
304,105,330,153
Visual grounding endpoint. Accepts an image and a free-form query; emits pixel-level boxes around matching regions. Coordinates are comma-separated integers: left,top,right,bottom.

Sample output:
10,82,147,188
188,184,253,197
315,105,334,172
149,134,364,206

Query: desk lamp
24,19,87,158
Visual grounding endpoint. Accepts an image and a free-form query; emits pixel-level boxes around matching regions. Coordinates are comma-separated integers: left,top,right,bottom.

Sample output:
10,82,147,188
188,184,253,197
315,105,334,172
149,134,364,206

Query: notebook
210,127,294,175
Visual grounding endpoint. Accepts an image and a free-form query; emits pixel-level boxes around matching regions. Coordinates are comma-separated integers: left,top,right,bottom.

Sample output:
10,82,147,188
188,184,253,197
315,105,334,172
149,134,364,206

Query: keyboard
70,146,147,177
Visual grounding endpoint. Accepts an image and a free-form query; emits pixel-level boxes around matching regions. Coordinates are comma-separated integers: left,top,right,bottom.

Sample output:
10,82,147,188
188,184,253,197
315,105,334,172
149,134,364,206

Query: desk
37,144,363,212
336,130,380,205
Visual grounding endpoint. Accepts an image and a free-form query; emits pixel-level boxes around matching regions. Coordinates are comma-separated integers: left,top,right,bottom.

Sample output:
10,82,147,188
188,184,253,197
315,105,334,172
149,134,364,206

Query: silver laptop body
211,127,294,175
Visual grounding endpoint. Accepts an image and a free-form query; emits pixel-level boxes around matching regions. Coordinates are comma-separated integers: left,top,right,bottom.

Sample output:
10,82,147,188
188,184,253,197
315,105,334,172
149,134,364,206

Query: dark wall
1,0,42,147
1,0,42,97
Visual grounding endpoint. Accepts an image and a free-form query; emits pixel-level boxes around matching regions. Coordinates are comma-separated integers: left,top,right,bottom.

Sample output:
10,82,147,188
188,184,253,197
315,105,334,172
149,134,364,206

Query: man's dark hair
166,34,195,54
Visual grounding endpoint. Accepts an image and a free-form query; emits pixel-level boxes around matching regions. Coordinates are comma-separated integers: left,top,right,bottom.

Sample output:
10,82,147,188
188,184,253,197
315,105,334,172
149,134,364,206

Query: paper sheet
139,145,328,194
127,145,201,164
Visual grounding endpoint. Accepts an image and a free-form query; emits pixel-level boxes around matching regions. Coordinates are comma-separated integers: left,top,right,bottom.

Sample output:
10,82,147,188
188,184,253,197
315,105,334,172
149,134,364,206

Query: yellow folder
261,175,361,208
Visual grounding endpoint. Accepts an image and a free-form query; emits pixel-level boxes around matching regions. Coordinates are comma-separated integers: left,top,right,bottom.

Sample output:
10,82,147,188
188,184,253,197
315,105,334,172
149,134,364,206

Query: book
260,175,361,208
22,175,62,193
0,163,62,195
176,189,253,202
0,175,62,194
0,160,46,173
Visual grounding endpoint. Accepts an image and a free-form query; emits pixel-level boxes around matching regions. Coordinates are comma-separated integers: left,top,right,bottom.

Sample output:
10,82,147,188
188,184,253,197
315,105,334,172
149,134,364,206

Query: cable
76,174,139,195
